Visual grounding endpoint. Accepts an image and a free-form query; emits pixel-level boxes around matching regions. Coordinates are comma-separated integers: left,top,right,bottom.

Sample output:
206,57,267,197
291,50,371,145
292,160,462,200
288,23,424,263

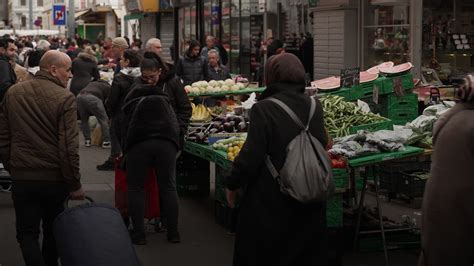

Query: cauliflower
231,85,239,91
224,79,235,86
221,85,230,92
200,81,209,87
184,85,192,93
191,87,200,93
209,80,218,87
236,82,246,89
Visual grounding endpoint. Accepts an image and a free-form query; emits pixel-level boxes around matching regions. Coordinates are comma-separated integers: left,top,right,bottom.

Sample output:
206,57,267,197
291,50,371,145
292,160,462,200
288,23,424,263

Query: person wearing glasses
121,52,183,245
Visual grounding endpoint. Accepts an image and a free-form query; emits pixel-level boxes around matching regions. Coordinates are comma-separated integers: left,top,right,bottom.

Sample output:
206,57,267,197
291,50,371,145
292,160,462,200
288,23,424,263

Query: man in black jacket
0,38,18,102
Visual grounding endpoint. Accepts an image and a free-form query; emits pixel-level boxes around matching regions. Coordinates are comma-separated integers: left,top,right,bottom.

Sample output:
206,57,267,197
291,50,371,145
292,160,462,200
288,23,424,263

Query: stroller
54,197,140,266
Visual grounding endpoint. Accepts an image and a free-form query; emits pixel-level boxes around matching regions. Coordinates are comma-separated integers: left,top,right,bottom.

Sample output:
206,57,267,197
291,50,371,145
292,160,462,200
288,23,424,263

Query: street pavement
0,136,421,266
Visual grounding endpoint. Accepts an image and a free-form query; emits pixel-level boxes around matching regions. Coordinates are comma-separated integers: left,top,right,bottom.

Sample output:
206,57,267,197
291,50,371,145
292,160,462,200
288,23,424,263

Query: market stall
179,67,451,264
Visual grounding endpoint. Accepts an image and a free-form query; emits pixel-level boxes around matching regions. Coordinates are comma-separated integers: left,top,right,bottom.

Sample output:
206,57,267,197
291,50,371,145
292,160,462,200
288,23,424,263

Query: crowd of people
0,32,472,266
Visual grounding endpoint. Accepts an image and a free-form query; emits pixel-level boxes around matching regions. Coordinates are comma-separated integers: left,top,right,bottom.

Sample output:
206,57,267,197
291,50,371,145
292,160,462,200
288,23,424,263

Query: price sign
340,67,360,88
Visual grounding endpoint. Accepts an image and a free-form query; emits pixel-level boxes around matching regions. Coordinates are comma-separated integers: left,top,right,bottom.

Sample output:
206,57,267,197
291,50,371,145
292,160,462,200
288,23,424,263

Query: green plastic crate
349,119,394,135
378,73,415,95
332,169,349,189
380,93,418,116
327,193,343,227
358,82,377,99
388,108,418,125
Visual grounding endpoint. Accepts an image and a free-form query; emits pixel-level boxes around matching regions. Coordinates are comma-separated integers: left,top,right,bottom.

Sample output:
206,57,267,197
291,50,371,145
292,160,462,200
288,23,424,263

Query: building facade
311,0,474,82
0,1,8,29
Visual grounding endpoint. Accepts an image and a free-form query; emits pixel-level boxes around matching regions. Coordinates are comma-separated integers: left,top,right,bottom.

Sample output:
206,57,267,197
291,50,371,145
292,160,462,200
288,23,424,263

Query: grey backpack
265,97,335,203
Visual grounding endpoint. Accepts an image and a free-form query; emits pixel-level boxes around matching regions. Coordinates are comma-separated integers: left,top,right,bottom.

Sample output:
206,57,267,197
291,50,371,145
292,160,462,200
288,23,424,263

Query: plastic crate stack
176,153,210,197
370,73,418,125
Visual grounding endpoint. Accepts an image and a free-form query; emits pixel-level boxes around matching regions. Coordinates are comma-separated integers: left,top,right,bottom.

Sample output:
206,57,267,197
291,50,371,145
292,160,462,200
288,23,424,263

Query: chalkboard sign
340,67,360,88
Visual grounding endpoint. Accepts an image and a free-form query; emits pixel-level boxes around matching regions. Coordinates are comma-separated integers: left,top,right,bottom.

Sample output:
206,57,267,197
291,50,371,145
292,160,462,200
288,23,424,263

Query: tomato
331,159,338,168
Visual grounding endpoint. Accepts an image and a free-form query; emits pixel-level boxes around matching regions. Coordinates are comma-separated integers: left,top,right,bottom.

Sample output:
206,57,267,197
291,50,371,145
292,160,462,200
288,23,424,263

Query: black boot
129,230,147,245
97,158,114,171
167,231,181,243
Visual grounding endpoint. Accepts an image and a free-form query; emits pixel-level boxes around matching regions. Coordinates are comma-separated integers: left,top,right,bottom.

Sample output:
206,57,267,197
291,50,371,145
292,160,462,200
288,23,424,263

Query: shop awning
114,8,126,20
75,9,91,19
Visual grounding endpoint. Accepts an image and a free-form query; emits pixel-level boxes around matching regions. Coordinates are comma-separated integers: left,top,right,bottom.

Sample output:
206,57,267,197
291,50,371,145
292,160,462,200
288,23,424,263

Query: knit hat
112,37,129,49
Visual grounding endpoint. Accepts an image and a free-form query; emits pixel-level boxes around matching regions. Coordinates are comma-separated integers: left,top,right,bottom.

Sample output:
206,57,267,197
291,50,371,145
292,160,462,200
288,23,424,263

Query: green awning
124,13,144,20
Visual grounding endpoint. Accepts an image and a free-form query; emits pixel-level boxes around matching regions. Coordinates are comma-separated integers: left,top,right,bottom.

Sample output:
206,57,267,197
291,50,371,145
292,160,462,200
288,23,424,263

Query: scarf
120,67,142,78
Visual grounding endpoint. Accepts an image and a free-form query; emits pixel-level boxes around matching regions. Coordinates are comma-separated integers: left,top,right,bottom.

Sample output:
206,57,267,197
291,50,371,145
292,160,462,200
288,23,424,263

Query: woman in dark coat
176,40,206,86
419,75,474,266
122,56,181,245
226,53,329,266
70,46,100,96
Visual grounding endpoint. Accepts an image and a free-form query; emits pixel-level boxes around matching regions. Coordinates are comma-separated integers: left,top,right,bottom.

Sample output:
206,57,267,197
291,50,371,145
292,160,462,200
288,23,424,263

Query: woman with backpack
225,53,329,265
121,55,181,245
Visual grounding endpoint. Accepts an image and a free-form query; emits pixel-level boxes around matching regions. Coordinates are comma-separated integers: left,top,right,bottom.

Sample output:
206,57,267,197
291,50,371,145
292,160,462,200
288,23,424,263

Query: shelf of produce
187,87,266,98
348,146,425,168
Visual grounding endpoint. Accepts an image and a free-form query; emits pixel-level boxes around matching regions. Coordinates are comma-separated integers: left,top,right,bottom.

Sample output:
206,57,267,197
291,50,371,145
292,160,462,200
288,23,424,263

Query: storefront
312,0,474,83
175,0,313,79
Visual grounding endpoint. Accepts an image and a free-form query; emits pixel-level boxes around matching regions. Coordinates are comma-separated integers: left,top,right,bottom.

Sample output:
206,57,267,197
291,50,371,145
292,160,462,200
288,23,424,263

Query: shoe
129,230,146,245
85,139,91,147
96,159,114,171
167,231,181,243
102,141,111,148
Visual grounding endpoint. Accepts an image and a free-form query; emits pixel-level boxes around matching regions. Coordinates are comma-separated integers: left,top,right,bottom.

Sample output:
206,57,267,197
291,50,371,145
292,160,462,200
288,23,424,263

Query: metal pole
28,0,33,29
68,0,75,39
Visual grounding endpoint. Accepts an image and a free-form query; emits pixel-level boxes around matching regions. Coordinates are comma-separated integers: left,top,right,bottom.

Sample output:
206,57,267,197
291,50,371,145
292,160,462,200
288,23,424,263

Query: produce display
191,103,212,122
184,79,246,95
212,136,246,161
187,115,249,144
320,96,389,138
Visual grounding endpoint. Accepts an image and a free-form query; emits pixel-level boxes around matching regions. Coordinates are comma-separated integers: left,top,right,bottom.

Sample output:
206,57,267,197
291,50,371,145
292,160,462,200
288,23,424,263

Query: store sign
140,0,159,12
258,0,266,13
53,5,66,26
340,67,360,88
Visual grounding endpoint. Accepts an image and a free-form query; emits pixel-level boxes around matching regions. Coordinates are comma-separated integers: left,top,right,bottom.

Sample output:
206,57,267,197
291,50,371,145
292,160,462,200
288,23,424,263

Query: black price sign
340,67,360,88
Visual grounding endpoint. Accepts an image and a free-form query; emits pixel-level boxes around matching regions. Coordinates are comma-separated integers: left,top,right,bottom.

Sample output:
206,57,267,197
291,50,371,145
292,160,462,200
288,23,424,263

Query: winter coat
14,63,29,83
204,64,231,81
106,68,141,118
80,80,111,102
121,84,180,152
226,82,329,266
0,55,17,102
158,63,192,138
70,52,100,96
419,101,474,266
0,70,81,191
176,54,206,86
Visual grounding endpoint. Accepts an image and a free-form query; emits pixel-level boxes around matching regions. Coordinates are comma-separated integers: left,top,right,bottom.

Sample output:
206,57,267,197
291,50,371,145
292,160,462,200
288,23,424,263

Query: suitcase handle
63,196,95,209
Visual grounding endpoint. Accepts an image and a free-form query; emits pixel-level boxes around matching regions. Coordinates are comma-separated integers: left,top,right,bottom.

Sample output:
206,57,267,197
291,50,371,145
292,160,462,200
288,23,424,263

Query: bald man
0,50,84,266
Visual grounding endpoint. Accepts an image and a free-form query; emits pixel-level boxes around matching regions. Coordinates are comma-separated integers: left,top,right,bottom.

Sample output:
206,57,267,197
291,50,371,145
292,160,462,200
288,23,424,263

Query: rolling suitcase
114,156,162,231
54,197,140,266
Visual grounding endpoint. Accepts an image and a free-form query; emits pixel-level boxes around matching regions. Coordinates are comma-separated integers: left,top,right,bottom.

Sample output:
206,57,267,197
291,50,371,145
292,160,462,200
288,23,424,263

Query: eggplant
237,122,247,132
234,116,244,124
213,117,226,123
209,128,219,134
218,125,225,132
223,122,234,133
225,115,236,123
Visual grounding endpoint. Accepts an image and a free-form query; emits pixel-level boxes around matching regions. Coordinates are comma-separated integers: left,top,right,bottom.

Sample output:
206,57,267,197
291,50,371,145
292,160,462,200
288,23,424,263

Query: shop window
363,0,410,69
20,0,26,6
422,0,474,82
37,0,43,6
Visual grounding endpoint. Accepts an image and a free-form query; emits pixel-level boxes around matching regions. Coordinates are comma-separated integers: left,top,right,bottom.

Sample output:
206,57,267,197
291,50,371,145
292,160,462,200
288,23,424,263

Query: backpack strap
267,98,305,129
265,156,280,179
267,97,317,130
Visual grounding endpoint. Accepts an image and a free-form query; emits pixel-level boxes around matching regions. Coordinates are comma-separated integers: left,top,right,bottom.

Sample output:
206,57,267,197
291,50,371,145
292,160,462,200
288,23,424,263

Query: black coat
121,85,180,152
0,55,17,102
158,64,192,136
204,64,231,81
176,54,206,86
70,53,100,96
226,82,329,266
106,72,137,118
